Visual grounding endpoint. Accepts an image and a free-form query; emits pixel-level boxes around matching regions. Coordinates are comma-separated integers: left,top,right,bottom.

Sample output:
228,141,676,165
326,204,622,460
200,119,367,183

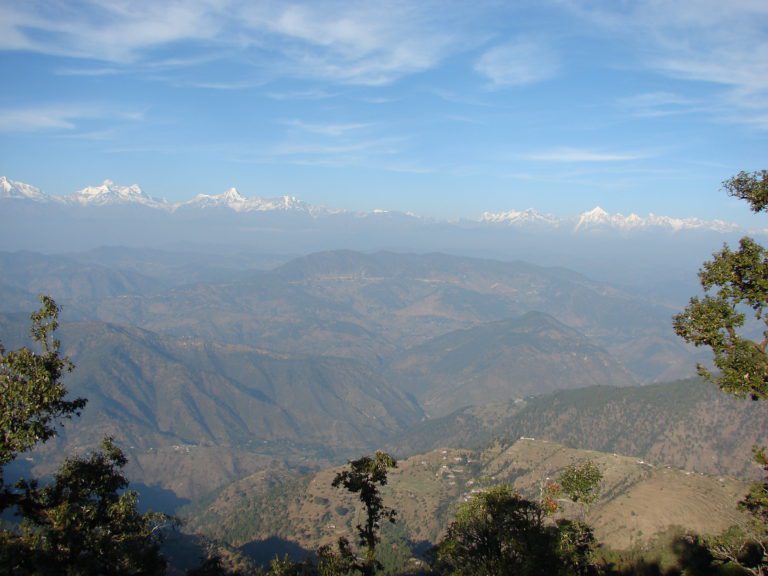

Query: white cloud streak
475,39,559,87
0,0,480,86
567,0,768,123
0,1,227,63
618,91,702,118
281,119,372,136
0,104,142,133
522,148,646,162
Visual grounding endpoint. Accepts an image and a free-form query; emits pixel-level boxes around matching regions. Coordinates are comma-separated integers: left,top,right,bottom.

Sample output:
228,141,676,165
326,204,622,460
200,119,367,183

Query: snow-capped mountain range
178,187,341,216
479,206,741,233
0,176,749,234
0,176,331,215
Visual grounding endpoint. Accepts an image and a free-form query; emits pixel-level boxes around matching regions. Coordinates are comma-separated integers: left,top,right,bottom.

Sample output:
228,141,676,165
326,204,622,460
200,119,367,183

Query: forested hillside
389,378,768,479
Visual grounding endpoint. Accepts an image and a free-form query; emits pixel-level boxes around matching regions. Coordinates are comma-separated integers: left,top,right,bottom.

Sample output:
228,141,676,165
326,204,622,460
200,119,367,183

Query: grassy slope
186,439,750,553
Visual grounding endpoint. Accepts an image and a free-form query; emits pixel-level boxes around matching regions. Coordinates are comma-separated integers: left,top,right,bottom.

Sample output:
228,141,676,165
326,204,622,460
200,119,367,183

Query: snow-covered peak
0,176,55,203
480,208,561,226
222,187,246,203
644,213,740,233
575,206,612,230
246,194,322,214
65,180,169,209
575,207,741,233
481,204,743,234
0,176,749,235
184,187,247,210
178,189,335,215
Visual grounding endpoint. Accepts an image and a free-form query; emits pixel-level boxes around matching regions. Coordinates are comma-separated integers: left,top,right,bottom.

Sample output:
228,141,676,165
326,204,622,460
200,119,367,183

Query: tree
674,170,768,574
13,438,169,575
0,297,168,575
554,519,598,576
673,171,768,400
542,461,603,575
433,485,559,576
557,460,603,509
331,451,397,575
316,537,356,576
0,295,86,510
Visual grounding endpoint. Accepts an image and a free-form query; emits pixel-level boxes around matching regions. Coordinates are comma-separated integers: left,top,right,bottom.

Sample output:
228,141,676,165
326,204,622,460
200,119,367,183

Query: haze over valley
0,188,762,490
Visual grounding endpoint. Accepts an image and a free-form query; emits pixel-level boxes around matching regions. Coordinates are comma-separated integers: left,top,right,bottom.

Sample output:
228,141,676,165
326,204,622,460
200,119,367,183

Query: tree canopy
0,296,86,475
674,170,768,574
673,171,768,400
331,451,397,575
433,485,559,576
0,297,168,575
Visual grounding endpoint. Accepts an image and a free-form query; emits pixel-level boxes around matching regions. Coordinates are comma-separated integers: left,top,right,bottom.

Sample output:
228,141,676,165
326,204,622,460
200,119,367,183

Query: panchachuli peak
222,187,245,203
574,206,613,230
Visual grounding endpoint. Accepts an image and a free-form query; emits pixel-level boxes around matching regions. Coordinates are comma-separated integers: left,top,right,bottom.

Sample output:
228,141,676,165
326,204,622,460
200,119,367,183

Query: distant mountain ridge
388,311,637,416
0,311,424,499
0,175,751,234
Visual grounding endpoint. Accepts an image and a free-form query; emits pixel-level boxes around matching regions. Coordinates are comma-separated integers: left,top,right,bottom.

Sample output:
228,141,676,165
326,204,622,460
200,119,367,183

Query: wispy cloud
0,1,224,63
271,137,402,157
55,67,121,77
474,39,559,87
173,79,263,91
618,91,700,117
0,1,480,86
238,2,467,85
521,147,646,162
267,88,338,101
280,119,372,136
0,104,142,133
568,0,768,125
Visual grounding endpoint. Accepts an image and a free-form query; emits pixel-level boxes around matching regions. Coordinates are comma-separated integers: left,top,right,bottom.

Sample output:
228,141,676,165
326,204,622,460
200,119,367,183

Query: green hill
388,378,768,480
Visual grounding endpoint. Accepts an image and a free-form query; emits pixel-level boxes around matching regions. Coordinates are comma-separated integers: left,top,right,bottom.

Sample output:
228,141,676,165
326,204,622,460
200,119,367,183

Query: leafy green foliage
0,295,86,472
11,438,169,575
723,170,768,213
675,171,768,575
0,297,170,575
555,520,599,576
673,236,768,400
332,451,397,574
706,447,768,574
262,555,315,576
674,172,768,400
742,448,768,526
558,461,603,507
316,537,356,576
433,485,560,575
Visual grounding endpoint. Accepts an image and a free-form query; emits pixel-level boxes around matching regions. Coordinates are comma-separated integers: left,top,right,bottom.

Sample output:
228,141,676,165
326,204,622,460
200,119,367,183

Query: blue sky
0,0,766,224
